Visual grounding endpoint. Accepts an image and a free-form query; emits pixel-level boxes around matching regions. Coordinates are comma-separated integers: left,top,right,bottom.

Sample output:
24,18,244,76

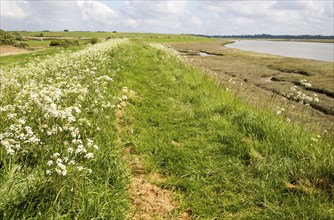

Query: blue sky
1,0,333,35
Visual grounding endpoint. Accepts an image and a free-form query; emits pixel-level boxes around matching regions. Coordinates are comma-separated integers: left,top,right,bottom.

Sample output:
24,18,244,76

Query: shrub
90,38,99,45
0,30,18,45
16,42,29,49
49,39,79,48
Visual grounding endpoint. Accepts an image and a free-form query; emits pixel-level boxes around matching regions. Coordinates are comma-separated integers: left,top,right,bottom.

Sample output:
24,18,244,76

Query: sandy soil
0,45,32,56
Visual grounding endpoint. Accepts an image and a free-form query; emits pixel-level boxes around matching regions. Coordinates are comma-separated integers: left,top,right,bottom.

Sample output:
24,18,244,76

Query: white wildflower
18,119,26,125
276,107,285,115
84,153,94,159
121,95,128,101
75,145,87,154
53,152,60,158
311,137,318,142
122,87,128,93
67,147,74,154
8,113,17,120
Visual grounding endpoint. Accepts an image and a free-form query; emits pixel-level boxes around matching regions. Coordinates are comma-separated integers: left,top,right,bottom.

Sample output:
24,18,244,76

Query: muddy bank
170,40,334,132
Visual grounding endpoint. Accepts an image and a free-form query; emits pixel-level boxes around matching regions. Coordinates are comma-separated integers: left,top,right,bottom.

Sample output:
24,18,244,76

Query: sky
1,0,333,35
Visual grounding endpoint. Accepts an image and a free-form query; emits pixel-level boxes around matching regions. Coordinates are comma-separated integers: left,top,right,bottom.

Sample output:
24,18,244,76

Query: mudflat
170,40,334,132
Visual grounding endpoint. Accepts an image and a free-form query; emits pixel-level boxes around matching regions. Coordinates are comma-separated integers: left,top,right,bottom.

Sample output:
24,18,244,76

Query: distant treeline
190,34,334,39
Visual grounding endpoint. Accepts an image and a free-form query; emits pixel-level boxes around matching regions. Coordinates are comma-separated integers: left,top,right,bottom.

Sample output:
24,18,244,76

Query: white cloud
0,0,118,31
0,0,29,19
197,1,333,35
118,1,197,33
123,1,188,17
0,0,332,35
77,1,118,25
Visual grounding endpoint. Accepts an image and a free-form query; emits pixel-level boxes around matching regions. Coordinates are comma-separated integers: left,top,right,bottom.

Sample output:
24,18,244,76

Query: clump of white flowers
283,85,320,105
300,79,312,88
149,43,185,62
276,107,285,115
0,39,129,178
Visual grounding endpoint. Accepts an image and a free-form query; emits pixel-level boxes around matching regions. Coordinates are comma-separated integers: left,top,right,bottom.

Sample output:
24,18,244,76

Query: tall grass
0,39,130,219
109,41,334,218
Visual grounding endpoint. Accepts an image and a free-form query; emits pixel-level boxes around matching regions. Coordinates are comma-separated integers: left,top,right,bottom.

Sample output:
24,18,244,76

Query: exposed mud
169,41,334,132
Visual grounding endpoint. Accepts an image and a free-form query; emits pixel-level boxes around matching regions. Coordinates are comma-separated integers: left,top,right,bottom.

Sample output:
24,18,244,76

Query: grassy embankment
1,39,333,219
171,40,334,133
111,41,334,218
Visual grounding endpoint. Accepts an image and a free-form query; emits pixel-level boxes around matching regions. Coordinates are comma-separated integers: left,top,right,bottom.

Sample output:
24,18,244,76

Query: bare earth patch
0,45,31,56
125,148,177,220
115,89,188,219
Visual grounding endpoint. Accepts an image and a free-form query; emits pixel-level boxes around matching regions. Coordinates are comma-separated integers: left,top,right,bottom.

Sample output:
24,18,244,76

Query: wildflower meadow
0,39,131,218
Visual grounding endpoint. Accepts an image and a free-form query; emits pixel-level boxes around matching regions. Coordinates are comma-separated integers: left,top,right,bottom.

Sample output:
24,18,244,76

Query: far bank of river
226,40,334,62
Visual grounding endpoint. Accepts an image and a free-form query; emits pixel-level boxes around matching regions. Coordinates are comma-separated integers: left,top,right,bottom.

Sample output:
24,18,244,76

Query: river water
226,40,334,62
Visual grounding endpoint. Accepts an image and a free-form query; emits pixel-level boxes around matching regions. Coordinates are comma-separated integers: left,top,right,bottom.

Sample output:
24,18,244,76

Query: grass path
1,40,332,219
109,41,333,218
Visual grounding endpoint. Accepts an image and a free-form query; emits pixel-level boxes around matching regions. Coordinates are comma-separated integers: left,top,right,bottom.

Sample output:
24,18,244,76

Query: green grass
24,40,52,47
108,41,334,218
1,39,333,219
0,41,131,219
0,46,84,67
17,31,213,43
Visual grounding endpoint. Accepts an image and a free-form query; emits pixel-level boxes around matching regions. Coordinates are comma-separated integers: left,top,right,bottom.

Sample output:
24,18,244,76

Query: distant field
0,46,84,66
18,31,213,43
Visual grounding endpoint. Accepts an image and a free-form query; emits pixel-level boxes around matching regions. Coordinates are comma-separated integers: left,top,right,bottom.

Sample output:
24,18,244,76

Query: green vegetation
49,39,80,47
0,40,130,219
0,46,84,67
89,37,99,45
17,31,213,43
0,30,23,45
172,41,334,132
1,39,333,219
110,41,334,218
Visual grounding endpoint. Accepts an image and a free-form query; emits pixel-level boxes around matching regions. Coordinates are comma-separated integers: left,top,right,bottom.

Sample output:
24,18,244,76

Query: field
0,34,333,219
